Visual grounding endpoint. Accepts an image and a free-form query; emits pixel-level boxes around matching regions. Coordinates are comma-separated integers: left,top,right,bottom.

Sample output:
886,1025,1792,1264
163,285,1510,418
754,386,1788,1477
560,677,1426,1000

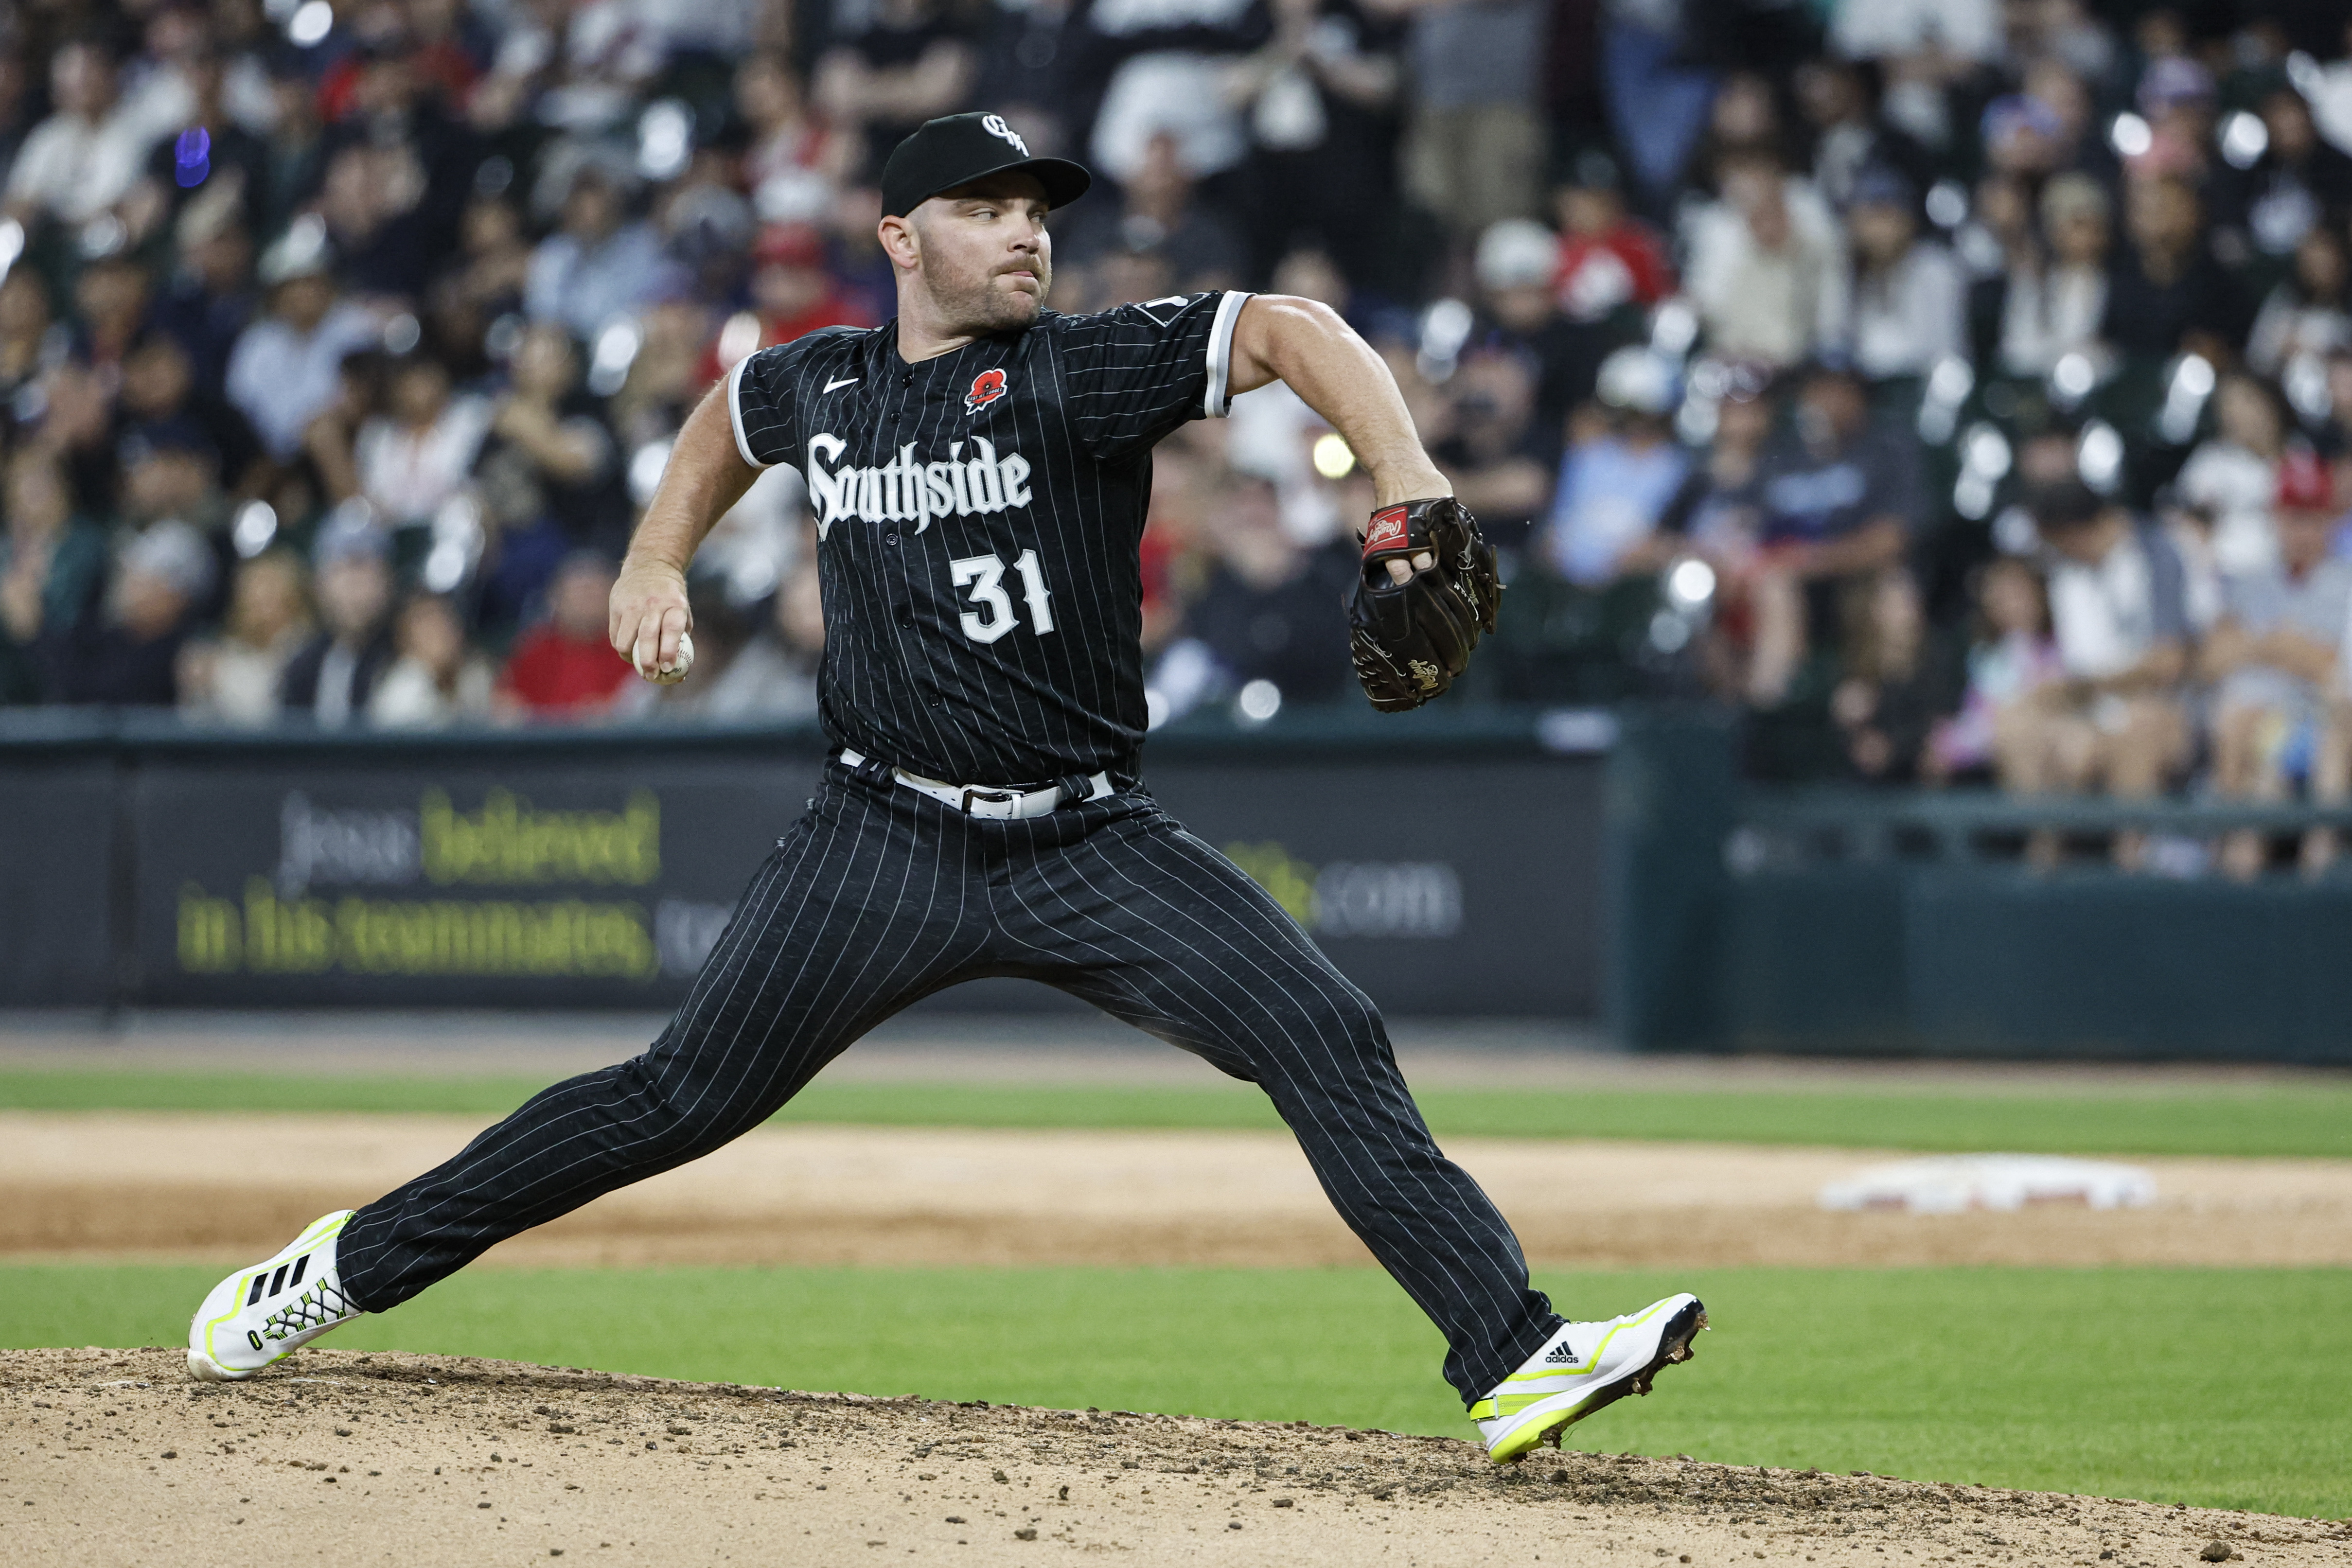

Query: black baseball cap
881,113,1091,220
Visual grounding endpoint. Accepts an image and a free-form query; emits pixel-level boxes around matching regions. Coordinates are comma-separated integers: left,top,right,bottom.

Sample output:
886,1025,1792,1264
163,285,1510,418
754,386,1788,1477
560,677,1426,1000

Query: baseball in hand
645,632,694,685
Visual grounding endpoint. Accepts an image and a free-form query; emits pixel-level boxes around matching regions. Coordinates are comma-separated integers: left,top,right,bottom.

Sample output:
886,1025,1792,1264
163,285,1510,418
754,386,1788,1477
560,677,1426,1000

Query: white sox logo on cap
980,115,1029,156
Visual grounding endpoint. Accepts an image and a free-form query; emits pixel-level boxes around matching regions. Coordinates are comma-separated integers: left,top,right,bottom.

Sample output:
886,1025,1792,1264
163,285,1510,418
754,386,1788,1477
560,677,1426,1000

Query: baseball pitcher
187,113,1703,1463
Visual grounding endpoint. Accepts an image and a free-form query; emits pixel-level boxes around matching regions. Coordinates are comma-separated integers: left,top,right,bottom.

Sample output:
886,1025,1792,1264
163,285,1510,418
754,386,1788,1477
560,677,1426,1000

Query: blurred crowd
1,0,2352,863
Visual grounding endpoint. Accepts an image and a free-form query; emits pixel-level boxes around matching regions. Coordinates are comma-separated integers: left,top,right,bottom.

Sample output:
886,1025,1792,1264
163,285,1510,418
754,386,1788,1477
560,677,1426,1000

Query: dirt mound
12,1113,2352,1270
3,1349,2343,1567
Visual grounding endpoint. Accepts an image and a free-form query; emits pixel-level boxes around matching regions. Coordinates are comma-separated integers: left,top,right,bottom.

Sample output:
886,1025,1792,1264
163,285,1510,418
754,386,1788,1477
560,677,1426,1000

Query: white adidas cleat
1471,1292,1708,1463
187,1211,366,1382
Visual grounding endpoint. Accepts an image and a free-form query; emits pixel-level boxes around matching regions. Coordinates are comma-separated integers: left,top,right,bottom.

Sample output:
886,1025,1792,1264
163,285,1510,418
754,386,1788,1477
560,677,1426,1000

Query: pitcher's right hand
609,558,692,681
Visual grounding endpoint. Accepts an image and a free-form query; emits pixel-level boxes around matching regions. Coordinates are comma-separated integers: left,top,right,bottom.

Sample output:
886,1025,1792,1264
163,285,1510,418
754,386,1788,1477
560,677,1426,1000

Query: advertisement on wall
138,757,820,1008
87,744,1605,1016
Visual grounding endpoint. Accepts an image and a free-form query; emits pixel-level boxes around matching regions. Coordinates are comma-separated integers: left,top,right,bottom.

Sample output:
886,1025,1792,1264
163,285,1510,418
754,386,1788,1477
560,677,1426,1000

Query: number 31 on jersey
949,550,1055,644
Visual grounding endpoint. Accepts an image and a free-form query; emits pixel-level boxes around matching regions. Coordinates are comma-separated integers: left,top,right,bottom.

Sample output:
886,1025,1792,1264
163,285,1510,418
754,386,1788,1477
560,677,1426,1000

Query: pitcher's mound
2,1348,2341,1566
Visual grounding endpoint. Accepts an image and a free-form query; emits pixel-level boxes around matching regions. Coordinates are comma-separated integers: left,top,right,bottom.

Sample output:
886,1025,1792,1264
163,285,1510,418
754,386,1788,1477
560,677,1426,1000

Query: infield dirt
8,1111,2352,1270
6,1347,2346,1568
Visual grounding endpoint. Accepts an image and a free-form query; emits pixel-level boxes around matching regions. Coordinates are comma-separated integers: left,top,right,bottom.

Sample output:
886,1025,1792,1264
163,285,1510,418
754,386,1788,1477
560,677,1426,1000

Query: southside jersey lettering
727,290,1250,786
802,434,1032,536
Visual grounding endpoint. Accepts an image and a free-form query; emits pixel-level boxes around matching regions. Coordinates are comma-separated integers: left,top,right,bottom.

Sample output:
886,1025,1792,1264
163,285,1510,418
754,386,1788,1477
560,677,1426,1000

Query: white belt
838,750,1112,820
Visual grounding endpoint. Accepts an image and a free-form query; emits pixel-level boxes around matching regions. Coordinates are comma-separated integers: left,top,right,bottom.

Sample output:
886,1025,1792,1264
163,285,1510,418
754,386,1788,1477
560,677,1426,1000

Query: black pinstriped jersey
727,289,1251,786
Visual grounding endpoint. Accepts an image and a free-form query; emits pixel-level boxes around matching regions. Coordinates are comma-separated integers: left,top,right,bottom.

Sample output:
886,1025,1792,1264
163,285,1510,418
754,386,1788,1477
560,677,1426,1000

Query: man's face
318,556,392,639
277,275,334,331
125,451,211,520
52,45,111,119
1849,202,1914,265
123,339,192,416
896,175,1053,334
2048,514,2122,565
564,180,621,241
1797,375,1864,449
2127,180,2196,251
118,570,190,641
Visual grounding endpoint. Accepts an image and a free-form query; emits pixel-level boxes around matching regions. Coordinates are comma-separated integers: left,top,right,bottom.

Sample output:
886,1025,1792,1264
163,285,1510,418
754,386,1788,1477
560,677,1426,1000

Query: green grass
6,1067,2352,1158
11,1262,2346,1517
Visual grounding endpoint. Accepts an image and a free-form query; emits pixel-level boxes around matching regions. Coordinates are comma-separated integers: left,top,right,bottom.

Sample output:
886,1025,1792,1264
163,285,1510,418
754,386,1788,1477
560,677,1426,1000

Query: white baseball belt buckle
838,751,1109,819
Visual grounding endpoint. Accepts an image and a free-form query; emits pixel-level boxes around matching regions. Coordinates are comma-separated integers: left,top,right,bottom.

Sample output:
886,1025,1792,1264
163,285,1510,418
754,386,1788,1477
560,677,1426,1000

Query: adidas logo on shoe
189,1211,364,1382
1544,1342,1582,1365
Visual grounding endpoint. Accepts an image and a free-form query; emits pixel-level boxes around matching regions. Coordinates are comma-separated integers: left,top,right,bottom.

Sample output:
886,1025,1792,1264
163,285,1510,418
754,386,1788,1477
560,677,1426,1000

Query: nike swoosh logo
823,377,859,393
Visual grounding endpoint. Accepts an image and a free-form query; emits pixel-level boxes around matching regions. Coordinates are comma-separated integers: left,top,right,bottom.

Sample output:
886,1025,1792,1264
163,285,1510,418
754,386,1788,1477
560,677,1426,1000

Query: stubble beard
924,255,1050,337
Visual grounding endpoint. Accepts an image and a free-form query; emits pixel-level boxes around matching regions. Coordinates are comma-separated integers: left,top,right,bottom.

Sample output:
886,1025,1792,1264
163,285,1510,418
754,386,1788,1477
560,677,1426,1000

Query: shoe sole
1490,1297,1708,1463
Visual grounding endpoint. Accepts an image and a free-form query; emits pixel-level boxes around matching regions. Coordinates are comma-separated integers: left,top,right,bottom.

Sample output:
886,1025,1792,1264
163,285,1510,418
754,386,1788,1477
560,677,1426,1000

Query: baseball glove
1346,496,1501,712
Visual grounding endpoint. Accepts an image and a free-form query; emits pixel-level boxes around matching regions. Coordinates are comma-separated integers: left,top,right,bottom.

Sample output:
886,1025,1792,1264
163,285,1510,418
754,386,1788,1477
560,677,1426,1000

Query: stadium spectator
1844,166,1965,382
2246,226,2351,382
313,141,431,303
691,565,827,722
815,0,980,172
37,519,214,707
1983,173,2113,379
178,549,312,728
478,321,628,556
113,426,230,622
1548,151,1671,328
1472,216,1608,466
70,253,151,376
1425,344,1550,538
370,591,495,728
123,46,268,250
3,42,160,227
2000,481,2194,866
34,358,126,524
225,225,382,464
0,452,106,704
147,186,258,397
2177,374,2291,577
1057,132,1248,293
0,268,57,411
1147,474,1354,721
353,353,491,533
448,197,534,322
280,518,398,727
1792,58,1933,214
1926,556,2063,784
2222,84,2352,269
1241,0,1401,275
706,223,877,381
1831,566,1956,783
1539,348,1689,588
2103,176,2244,365
1685,155,1850,368
496,550,632,719
1498,347,1687,704
1394,0,1546,235
522,159,680,343
116,330,263,501
736,53,861,228
1225,0,1402,287
1755,361,1916,582
2203,456,2352,880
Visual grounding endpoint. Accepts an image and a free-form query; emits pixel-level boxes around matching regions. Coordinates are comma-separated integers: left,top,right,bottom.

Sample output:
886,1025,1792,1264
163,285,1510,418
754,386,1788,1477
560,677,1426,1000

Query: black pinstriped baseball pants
336,763,1563,1403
